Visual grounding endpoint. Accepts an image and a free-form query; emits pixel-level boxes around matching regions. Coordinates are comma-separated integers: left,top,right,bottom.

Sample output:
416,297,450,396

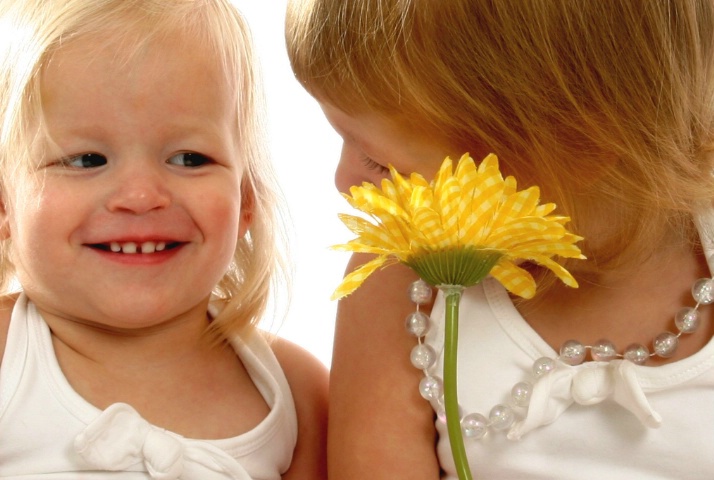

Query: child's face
319,102,459,192
0,32,250,329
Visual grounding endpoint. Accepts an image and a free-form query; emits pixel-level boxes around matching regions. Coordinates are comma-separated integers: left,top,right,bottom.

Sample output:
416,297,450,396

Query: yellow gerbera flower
332,153,584,300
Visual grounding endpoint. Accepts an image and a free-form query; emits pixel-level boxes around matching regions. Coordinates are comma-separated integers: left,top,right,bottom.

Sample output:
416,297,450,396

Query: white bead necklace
406,276,714,440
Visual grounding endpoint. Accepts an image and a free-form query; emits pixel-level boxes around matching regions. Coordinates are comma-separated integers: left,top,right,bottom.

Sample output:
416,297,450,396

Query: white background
236,0,347,367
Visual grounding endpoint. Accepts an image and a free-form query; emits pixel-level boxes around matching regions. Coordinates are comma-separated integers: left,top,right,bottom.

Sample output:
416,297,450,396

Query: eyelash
361,156,390,174
166,152,212,168
53,151,213,169
59,153,107,169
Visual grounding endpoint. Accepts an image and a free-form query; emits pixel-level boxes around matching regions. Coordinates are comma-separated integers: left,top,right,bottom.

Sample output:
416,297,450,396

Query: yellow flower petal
331,255,396,300
489,260,537,299
331,153,585,299
336,214,409,252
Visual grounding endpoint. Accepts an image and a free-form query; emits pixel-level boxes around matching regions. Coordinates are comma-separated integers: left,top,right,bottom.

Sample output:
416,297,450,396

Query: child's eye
167,152,212,167
59,153,108,169
361,156,389,174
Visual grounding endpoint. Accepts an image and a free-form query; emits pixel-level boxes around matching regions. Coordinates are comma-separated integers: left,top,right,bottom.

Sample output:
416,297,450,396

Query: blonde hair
287,0,714,276
0,0,288,338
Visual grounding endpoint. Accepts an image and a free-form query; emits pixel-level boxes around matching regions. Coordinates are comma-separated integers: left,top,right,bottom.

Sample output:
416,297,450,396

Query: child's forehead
42,27,238,104
35,27,241,148
47,24,208,72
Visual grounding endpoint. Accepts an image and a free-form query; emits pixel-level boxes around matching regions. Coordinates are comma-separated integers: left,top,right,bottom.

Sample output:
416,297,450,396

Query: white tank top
0,294,297,479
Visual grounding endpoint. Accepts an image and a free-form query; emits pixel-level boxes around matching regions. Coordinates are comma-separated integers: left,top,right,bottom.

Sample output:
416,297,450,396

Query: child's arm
329,254,441,479
272,337,329,480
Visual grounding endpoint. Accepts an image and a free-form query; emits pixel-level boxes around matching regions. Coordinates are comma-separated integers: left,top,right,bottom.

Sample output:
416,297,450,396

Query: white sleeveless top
424,210,714,479
0,294,297,479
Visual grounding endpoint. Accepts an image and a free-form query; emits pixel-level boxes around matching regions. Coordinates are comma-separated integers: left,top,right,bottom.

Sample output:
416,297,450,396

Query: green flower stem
441,285,472,480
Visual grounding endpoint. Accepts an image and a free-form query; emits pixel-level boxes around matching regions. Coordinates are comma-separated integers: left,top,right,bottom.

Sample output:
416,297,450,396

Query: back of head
287,0,714,273
0,0,285,337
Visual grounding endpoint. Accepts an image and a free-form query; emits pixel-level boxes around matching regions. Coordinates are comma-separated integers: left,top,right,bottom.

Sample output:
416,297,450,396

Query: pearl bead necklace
406,276,714,440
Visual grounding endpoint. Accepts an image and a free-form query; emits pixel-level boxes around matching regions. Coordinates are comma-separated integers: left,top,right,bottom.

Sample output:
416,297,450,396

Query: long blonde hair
0,0,288,337
287,0,714,275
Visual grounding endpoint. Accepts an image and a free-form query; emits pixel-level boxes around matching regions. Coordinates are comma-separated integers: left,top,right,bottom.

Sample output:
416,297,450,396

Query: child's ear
238,184,254,239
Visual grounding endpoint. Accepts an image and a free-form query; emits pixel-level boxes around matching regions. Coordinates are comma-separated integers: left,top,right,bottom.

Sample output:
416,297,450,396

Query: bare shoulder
269,334,328,480
269,334,329,405
0,293,18,366
329,254,440,479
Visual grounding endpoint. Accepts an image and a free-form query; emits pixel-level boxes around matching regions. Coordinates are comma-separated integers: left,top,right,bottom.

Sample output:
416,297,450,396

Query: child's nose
105,167,171,214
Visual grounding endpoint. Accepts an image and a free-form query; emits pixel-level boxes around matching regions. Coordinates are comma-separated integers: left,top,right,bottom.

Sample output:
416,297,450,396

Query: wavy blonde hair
0,0,288,338
287,0,714,277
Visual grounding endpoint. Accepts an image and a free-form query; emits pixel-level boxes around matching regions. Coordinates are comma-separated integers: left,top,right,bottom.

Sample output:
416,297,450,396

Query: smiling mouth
90,241,181,254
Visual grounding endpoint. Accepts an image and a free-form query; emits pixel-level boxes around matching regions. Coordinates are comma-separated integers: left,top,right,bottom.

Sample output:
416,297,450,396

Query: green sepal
404,246,504,288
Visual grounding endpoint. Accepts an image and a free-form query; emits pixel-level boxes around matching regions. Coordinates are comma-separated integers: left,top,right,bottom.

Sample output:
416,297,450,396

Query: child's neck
40,302,270,439
44,300,213,368
518,241,714,365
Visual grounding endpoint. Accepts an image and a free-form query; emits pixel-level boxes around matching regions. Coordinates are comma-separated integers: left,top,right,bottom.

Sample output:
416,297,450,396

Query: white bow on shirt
75,403,252,479
507,359,662,440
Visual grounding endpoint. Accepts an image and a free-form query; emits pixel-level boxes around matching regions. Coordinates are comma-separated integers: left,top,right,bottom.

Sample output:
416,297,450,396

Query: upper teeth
109,241,167,254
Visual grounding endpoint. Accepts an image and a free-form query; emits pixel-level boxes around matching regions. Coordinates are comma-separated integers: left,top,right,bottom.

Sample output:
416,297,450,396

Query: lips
90,241,181,254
